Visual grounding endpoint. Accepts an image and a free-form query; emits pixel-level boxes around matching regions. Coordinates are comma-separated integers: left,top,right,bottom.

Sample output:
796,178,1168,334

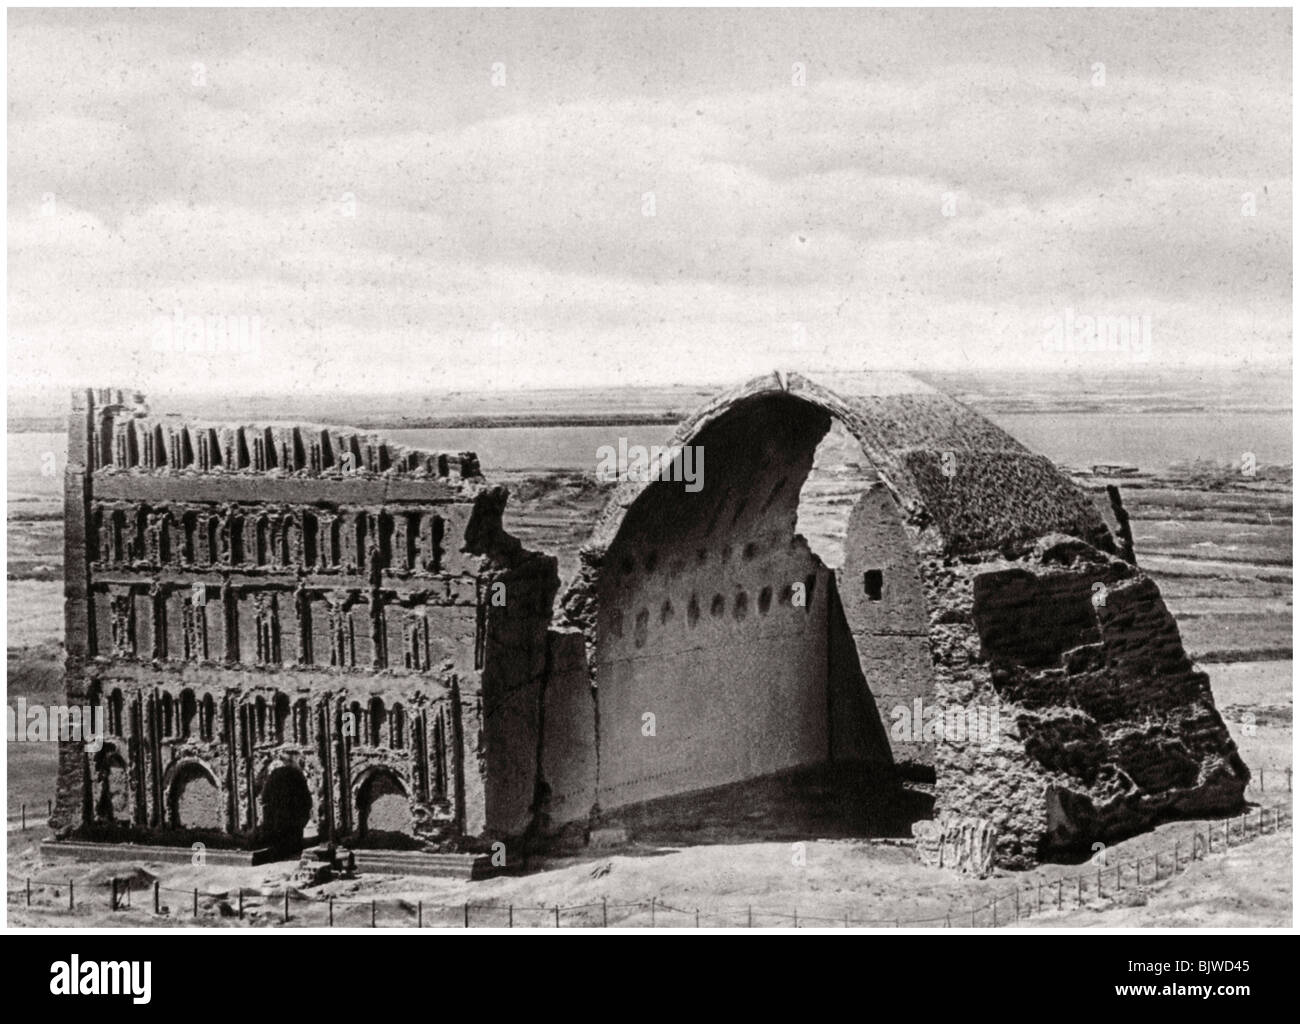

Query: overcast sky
7,8,1292,398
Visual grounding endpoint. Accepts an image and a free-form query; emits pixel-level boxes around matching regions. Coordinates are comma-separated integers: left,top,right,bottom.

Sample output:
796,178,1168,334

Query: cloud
6,9,1291,395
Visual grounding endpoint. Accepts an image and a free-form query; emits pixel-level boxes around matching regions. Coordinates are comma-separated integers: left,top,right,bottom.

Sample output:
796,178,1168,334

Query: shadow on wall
594,762,934,848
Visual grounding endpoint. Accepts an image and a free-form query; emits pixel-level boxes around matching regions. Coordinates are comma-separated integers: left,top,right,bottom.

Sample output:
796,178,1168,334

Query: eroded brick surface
56,388,555,854
56,375,1247,869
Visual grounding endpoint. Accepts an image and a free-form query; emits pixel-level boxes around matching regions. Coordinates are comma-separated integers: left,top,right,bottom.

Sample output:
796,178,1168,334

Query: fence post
1174,841,1180,873
793,908,798,928
602,897,608,928
416,901,421,928
1260,766,1265,791
371,899,376,928
125,879,130,909
329,897,334,927
283,890,289,924
26,878,32,906
153,881,159,915
48,798,52,817
1056,879,1062,911
463,902,469,928
992,897,997,927
192,887,197,918
238,891,243,920
508,904,513,928
111,878,117,911
695,908,700,928
650,897,656,927
21,804,26,831
1077,876,1082,907
554,905,560,928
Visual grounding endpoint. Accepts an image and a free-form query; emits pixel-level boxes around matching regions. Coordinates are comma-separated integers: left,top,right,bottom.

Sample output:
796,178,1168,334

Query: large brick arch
528,371,1245,865
529,374,950,837
587,385,920,814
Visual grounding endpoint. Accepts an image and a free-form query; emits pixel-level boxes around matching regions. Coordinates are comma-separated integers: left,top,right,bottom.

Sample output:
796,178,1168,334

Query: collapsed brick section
927,534,1248,867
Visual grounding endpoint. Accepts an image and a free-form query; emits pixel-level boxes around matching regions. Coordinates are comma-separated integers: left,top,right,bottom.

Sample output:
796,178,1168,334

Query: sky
6,8,1293,399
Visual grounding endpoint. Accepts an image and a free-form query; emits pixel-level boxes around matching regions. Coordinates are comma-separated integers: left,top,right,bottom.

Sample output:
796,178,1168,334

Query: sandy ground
7,654,1292,929
1017,831,1292,929
7,791,1289,928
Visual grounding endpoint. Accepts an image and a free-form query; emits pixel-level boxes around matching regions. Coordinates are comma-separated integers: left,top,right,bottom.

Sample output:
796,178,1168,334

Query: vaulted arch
165,758,223,831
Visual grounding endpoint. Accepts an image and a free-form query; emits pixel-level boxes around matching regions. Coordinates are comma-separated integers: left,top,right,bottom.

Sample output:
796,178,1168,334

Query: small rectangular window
864,569,883,601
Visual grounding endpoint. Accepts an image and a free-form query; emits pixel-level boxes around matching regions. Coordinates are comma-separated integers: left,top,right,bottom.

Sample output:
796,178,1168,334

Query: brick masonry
54,374,1248,869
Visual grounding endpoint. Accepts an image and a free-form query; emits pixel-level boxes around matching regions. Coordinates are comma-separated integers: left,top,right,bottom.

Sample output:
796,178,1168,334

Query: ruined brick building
54,373,1249,868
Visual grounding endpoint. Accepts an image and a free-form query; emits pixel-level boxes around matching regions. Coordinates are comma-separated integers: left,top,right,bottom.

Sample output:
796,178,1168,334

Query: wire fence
12,764,1291,833
9,796,1291,928
12,799,54,831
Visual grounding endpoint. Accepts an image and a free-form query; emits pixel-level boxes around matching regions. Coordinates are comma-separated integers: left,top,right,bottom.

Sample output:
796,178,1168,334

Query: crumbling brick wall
55,388,546,852
835,483,932,773
924,533,1248,866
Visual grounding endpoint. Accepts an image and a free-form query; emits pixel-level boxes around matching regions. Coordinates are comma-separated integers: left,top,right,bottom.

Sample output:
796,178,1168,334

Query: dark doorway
260,765,313,855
